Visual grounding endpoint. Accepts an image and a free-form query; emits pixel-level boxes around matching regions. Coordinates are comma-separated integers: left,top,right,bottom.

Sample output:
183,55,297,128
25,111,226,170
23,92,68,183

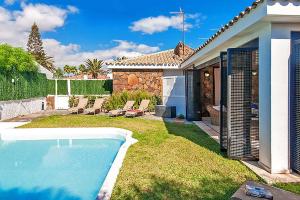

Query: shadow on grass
114,174,240,200
163,120,224,156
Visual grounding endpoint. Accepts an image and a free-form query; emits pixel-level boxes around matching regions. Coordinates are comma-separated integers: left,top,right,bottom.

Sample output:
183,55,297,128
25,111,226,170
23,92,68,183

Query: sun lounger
125,99,150,118
108,100,135,117
85,98,105,115
68,98,88,114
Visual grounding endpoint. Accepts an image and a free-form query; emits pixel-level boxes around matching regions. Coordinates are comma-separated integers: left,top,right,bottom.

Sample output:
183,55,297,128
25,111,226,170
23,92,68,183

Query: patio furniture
125,100,150,118
108,100,135,117
85,98,105,115
206,105,220,126
155,105,176,118
231,181,300,200
68,98,88,114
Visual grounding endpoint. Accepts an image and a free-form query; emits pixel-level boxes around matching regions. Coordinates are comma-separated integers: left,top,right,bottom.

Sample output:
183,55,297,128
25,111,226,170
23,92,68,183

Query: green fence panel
47,80,56,95
56,80,68,95
0,71,50,101
70,80,112,95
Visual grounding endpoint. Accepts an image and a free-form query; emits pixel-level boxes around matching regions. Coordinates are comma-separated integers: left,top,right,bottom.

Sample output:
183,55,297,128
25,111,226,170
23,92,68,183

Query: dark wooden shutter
185,70,201,121
291,32,300,173
220,52,228,151
227,48,256,159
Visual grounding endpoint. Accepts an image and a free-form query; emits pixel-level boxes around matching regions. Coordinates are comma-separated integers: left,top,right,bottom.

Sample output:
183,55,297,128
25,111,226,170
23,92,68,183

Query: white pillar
67,79,71,96
258,24,272,172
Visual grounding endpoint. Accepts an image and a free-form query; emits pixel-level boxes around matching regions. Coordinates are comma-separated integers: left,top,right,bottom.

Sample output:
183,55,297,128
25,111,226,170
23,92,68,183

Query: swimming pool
0,126,136,200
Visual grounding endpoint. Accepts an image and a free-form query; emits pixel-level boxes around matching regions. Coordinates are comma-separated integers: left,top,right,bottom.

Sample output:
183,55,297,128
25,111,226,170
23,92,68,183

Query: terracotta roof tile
108,42,194,67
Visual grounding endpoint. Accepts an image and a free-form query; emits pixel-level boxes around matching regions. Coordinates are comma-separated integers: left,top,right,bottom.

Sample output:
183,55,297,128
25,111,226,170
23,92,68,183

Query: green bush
103,90,161,111
0,44,37,72
70,80,112,95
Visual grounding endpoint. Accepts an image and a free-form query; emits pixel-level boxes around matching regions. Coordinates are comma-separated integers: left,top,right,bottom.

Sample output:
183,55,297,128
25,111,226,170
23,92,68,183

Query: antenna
170,8,185,55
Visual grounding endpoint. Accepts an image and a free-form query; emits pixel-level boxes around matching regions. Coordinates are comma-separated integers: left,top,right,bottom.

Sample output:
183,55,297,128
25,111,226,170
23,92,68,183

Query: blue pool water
0,138,124,200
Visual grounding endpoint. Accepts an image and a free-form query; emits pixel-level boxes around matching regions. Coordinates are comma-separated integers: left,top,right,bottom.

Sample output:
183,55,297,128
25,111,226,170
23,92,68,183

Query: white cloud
43,39,159,67
0,3,77,46
67,5,79,14
130,13,205,34
0,3,159,68
14,3,71,31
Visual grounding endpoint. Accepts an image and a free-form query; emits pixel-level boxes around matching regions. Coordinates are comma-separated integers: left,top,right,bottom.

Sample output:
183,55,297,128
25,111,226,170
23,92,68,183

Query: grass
22,115,261,199
273,183,300,195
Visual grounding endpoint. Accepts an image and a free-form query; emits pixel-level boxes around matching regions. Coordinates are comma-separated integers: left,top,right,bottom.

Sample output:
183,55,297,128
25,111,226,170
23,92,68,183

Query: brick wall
112,69,163,96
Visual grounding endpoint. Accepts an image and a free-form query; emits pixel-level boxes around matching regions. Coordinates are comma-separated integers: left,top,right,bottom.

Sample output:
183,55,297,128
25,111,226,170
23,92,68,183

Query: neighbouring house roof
182,0,267,65
107,42,194,69
67,74,110,80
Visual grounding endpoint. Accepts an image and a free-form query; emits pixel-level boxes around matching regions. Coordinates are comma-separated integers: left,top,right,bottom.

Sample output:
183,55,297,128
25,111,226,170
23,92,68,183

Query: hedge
0,71,52,101
56,80,68,95
0,71,113,101
70,80,112,95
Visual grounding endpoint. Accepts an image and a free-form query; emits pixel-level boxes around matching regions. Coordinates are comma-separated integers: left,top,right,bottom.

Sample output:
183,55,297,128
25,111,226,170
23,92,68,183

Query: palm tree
44,56,55,72
63,65,71,76
79,64,87,75
85,58,104,79
54,68,64,79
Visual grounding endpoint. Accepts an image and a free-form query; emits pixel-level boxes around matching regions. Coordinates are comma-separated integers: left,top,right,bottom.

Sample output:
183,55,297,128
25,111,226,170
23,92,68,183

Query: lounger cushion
125,109,143,117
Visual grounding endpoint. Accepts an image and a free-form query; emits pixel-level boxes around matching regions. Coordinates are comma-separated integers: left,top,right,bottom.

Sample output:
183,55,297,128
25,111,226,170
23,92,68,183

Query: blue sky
0,0,255,67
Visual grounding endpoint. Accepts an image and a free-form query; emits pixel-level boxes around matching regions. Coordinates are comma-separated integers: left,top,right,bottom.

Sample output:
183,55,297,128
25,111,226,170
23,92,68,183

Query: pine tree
27,23,54,71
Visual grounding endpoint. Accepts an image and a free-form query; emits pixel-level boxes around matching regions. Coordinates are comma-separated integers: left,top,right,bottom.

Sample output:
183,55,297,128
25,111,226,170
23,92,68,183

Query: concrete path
2,110,69,122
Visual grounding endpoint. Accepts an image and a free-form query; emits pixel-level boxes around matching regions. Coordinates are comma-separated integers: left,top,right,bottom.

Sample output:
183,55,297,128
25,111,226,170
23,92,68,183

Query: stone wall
112,69,163,96
200,66,215,117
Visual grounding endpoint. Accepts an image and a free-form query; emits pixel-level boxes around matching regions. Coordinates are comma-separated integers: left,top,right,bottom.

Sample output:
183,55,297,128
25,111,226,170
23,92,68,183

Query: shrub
69,95,106,108
0,44,37,72
103,90,161,111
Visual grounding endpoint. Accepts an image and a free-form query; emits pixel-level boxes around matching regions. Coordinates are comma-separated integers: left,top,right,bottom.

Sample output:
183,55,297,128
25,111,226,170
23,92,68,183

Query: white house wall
163,69,186,116
269,23,300,173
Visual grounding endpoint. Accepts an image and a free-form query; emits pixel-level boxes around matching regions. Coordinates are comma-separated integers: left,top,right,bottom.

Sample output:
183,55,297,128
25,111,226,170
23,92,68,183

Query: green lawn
22,115,261,199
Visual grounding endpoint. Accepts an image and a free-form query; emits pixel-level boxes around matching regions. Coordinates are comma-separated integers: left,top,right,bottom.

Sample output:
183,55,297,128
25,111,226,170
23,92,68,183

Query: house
180,0,300,175
107,42,194,115
67,74,111,80
38,64,54,79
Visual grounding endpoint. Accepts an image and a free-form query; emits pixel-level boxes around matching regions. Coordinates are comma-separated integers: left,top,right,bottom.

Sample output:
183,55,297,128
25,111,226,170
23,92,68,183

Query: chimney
174,42,186,57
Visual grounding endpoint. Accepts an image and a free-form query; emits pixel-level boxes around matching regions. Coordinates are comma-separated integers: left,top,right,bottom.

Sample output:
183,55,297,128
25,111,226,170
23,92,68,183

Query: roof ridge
116,49,173,63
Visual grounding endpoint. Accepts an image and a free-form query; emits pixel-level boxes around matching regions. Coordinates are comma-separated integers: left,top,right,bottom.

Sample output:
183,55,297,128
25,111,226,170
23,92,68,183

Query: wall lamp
204,71,210,78
252,70,258,76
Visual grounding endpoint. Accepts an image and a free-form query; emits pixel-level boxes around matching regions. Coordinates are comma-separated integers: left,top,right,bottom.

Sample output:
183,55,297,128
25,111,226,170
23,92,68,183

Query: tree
85,59,104,79
79,64,87,74
0,44,37,72
69,66,78,75
63,65,71,76
54,68,64,79
27,23,54,71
